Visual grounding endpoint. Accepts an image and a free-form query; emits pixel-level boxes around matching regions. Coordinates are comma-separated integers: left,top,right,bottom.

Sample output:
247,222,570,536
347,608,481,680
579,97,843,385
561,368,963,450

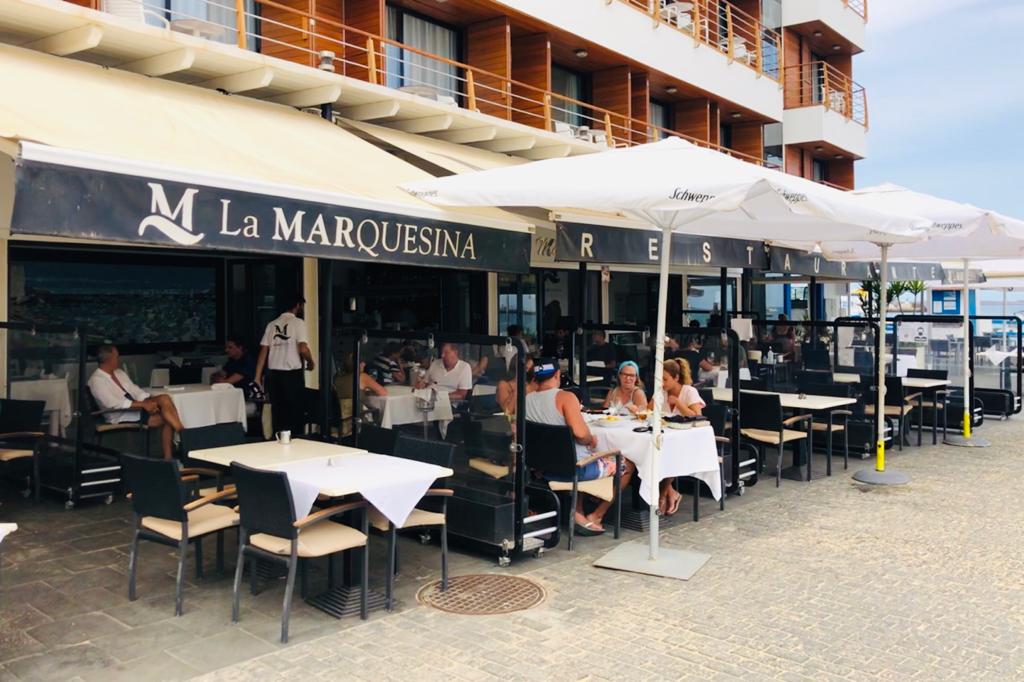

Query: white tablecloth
272,454,450,525
10,377,72,436
586,417,721,504
365,385,454,429
0,523,16,545
149,366,220,387
150,384,246,429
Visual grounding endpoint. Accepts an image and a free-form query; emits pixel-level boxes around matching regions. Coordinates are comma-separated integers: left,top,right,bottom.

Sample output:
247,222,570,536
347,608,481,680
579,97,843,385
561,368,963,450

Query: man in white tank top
525,359,633,535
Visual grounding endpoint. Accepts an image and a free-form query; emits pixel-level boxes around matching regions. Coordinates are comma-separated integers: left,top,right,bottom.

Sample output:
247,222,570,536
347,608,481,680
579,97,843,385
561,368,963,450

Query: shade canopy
783,184,1024,262
403,138,928,241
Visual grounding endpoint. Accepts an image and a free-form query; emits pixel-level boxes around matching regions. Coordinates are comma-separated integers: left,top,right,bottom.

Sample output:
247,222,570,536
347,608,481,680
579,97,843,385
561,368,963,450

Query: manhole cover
416,574,545,615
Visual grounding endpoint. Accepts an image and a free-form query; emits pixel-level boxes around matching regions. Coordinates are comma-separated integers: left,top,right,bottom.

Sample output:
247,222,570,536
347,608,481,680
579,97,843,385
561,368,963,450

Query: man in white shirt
255,293,315,436
419,343,472,401
88,345,184,459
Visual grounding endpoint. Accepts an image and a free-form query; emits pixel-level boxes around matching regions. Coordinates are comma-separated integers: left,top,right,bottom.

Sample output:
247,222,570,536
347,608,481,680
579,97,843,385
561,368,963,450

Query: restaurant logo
669,188,715,203
777,190,808,203
932,222,964,233
138,183,206,246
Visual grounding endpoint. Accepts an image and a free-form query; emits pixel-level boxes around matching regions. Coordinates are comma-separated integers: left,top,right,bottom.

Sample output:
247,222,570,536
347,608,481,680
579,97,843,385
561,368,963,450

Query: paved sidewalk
192,420,1024,682
3,419,1023,681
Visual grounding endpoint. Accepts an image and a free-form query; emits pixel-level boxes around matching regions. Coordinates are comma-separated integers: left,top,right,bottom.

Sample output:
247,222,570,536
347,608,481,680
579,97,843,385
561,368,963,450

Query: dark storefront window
331,262,486,334
497,273,538,345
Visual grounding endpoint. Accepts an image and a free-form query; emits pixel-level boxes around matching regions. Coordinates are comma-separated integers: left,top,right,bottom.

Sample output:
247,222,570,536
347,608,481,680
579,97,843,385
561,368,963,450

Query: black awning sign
767,246,873,280
11,158,531,274
555,222,767,269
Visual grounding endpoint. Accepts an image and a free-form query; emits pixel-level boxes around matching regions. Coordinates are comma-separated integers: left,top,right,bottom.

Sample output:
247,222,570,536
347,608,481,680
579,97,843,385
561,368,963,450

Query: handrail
618,0,782,81
85,0,777,166
783,61,868,128
844,0,867,20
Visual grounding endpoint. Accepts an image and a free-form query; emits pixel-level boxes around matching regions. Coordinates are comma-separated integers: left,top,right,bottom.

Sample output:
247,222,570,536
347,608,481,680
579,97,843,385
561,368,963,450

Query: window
810,53,826,104
498,274,538,344
649,101,669,140
812,159,828,183
719,123,732,149
385,7,459,99
763,122,783,168
551,65,585,128
146,1,257,47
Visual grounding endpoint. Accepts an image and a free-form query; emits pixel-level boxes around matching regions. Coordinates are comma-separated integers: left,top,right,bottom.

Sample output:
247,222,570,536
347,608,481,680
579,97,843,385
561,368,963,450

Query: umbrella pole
946,259,990,447
593,223,712,580
853,244,909,485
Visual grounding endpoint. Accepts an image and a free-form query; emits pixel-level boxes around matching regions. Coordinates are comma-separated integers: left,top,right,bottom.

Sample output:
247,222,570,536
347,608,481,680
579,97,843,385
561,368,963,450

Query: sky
856,0,1024,217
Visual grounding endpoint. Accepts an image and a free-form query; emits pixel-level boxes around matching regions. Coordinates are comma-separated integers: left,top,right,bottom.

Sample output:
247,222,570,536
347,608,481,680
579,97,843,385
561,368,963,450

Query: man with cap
255,292,314,437
525,358,633,535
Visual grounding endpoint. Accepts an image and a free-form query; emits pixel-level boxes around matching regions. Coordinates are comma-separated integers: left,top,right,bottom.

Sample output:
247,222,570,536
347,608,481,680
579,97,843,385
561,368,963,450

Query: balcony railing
783,61,868,128
76,0,775,167
843,0,867,20
619,0,782,81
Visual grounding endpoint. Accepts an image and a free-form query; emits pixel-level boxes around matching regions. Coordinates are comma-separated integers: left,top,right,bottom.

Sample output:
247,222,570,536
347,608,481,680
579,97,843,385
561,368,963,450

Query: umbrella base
593,540,709,581
852,469,910,486
943,434,990,448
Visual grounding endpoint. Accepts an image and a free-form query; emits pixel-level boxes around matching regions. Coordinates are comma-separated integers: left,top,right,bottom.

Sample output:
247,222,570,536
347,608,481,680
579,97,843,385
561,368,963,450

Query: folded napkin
412,388,434,401
210,383,234,391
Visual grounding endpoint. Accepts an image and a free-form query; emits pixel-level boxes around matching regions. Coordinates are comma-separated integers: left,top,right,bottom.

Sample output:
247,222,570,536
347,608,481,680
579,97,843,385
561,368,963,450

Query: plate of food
591,415,636,429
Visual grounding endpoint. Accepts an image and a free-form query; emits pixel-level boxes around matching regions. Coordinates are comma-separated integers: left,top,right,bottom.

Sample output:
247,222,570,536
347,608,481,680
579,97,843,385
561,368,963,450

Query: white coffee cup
276,430,292,444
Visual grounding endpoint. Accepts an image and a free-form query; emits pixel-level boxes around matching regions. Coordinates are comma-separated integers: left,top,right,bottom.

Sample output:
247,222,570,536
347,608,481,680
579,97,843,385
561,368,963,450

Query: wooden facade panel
829,159,854,189
591,66,631,142
673,98,710,141
731,122,763,161
510,33,550,130
259,0,312,67
630,72,650,144
342,0,385,81
466,17,511,119
708,101,721,145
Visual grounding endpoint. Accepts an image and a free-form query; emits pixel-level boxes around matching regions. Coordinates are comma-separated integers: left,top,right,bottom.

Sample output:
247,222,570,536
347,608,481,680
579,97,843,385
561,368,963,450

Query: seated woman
602,360,647,415
334,355,387,436
648,358,705,515
495,355,534,417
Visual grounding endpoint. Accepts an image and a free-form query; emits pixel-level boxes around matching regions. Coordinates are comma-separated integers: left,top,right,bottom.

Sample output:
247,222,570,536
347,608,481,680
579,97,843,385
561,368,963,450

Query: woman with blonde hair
649,358,705,515
602,360,646,414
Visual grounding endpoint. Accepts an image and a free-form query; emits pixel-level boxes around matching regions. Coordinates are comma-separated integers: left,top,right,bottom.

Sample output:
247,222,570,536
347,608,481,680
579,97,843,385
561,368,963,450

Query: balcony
783,61,867,159
618,0,782,80
5,0,773,166
782,0,866,53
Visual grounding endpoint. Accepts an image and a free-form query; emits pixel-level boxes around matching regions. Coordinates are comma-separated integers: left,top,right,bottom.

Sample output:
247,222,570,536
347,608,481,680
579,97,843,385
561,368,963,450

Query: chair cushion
97,423,142,433
811,422,845,432
369,507,446,532
919,401,945,409
549,476,615,502
469,458,508,479
141,504,238,541
0,449,33,462
251,521,366,558
740,428,807,445
864,405,909,417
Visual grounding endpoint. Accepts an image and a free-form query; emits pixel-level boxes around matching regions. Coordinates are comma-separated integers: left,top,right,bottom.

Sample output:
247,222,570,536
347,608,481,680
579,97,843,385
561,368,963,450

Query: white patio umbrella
403,138,928,575
785,184,1024,448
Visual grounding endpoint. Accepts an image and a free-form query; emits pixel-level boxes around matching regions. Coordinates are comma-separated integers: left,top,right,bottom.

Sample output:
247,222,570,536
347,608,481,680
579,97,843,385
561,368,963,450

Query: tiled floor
3,421,1023,680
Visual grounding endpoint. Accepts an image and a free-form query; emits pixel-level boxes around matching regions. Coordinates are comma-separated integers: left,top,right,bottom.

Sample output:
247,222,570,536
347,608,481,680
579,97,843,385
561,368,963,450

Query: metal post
853,245,910,485
648,224,673,560
515,274,524,328
945,259,989,446
318,260,333,440
577,262,588,326
809,276,818,348
719,267,728,327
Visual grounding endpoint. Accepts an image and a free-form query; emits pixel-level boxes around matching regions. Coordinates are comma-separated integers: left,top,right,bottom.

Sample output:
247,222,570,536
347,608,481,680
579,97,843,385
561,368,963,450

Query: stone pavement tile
91,620,198,664
165,628,277,673
43,566,127,593
5,643,118,681
0,622,44,665
79,651,202,682
104,593,190,628
26,612,129,649
68,531,130,554
29,586,126,619
0,560,73,588
0,604,52,632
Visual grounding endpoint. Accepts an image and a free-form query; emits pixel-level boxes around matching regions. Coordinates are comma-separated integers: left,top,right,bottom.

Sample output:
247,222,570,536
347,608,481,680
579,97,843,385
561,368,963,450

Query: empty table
10,377,71,436
149,384,246,429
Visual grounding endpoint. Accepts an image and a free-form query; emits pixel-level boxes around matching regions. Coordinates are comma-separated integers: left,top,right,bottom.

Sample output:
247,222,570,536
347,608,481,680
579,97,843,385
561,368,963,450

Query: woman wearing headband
602,361,646,414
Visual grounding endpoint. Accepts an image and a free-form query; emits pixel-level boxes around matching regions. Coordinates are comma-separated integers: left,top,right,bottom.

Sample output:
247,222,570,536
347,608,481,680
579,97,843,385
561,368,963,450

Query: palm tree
888,281,908,313
906,280,927,313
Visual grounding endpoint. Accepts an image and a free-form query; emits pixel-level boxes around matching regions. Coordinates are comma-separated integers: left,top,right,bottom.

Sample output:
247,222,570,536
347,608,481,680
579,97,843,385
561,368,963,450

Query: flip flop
574,520,606,536
666,494,682,517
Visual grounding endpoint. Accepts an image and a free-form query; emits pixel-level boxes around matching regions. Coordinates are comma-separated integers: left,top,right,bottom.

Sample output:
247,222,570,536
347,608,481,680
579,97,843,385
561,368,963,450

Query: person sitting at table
371,343,406,386
587,330,617,368
770,313,797,357
649,358,705,515
418,343,473,401
212,335,259,411
496,355,535,417
335,355,387,436
664,336,683,360
526,358,633,535
678,336,704,387
88,344,184,460
603,361,647,415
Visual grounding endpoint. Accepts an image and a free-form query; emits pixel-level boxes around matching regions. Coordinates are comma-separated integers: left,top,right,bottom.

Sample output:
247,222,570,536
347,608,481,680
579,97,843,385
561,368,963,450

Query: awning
0,43,532,273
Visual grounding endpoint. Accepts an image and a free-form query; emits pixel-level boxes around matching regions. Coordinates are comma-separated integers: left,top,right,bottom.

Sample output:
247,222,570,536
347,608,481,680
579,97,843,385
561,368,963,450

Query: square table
149,384,246,429
364,385,454,431
710,388,857,480
10,377,71,436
